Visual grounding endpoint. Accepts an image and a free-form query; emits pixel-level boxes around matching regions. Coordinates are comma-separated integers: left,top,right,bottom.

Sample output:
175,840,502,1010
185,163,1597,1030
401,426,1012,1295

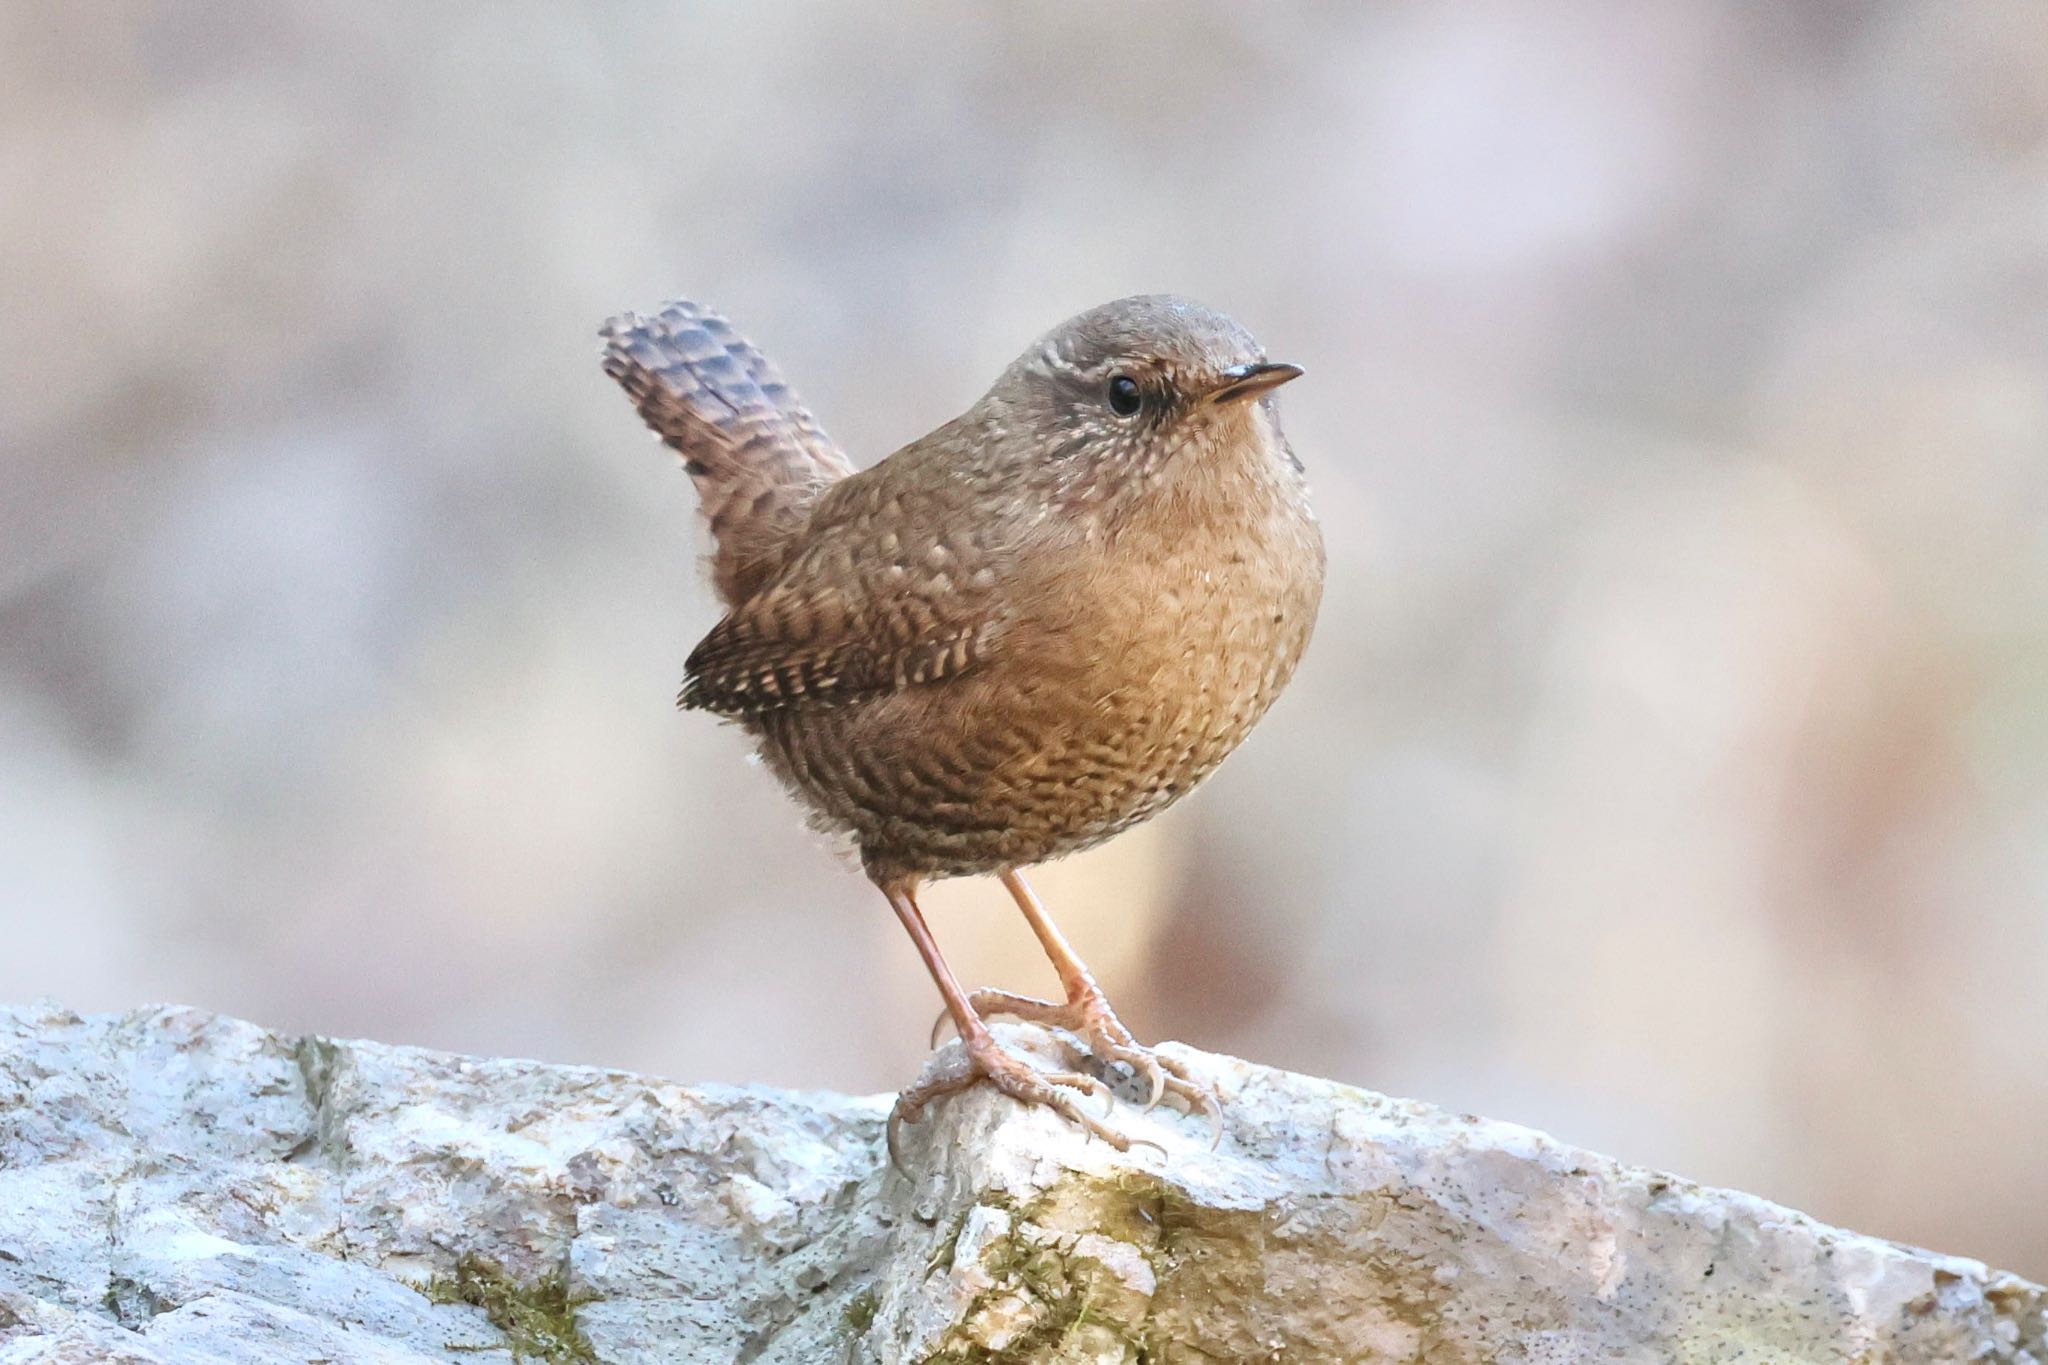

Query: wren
600,295,1324,1153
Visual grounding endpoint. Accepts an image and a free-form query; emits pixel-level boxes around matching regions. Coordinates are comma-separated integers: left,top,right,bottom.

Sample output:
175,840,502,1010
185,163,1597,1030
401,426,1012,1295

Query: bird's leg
880,878,1123,1162
967,868,1221,1137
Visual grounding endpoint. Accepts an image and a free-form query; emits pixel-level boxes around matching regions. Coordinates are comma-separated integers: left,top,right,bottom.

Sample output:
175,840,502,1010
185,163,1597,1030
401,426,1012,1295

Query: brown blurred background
4,3,2046,1276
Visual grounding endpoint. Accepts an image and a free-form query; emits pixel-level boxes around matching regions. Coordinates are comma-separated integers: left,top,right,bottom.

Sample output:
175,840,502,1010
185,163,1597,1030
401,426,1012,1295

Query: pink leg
963,868,1222,1143
880,877,1127,1161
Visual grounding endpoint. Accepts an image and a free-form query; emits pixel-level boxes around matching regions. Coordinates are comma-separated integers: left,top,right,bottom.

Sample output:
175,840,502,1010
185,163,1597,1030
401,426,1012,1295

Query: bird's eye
1106,374,1142,417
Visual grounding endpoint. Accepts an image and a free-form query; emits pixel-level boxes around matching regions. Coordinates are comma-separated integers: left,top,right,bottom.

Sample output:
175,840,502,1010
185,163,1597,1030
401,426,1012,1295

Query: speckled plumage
602,293,1324,1148
603,295,1323,883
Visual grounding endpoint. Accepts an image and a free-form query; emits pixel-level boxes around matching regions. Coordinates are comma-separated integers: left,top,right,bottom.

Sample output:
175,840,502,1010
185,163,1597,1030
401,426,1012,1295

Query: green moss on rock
419,1254,597,1364
844,1287,880,1335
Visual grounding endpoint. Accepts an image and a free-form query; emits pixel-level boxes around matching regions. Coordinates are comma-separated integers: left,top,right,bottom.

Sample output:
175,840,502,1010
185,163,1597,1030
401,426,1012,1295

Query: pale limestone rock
0,1002,2039,1363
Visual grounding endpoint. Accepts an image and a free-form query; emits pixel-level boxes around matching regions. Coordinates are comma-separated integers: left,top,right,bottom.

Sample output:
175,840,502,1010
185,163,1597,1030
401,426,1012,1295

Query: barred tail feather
600,299,855,606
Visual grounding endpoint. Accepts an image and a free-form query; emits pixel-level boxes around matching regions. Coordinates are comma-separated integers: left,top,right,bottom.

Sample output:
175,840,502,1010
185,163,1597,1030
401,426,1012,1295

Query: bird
599,294,1324,1153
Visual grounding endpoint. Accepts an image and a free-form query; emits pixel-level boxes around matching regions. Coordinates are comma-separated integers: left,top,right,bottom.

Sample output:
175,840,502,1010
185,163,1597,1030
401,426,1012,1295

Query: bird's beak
1208,361,1304,405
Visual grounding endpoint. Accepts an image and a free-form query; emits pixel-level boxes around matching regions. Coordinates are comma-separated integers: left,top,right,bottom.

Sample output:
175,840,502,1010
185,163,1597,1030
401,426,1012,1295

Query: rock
0,1003,2038,1364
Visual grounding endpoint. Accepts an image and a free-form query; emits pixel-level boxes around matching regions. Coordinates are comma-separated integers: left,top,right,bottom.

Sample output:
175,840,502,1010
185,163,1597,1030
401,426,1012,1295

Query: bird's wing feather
680,473,1008,716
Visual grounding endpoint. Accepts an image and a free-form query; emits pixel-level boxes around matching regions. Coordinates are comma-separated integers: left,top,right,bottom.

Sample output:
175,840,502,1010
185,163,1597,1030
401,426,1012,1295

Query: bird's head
984,295,1303,490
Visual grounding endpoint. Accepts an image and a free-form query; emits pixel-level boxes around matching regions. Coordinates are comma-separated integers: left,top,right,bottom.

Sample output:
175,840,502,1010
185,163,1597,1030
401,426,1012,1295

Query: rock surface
0,1003,2039,1364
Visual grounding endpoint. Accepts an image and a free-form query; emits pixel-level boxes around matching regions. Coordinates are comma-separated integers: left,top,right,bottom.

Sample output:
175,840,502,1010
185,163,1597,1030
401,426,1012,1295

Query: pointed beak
1208,361,1304,405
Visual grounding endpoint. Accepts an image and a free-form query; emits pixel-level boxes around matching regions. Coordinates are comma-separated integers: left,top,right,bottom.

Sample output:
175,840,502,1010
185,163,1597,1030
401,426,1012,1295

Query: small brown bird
600,295,1323,1151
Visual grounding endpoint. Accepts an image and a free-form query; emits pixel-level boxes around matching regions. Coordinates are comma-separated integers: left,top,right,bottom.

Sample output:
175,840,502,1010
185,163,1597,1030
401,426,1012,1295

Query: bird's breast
991,482,1325,818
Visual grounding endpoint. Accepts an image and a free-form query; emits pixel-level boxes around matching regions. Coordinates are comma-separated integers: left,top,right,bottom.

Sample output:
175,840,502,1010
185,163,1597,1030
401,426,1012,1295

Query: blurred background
4,2,2046,1276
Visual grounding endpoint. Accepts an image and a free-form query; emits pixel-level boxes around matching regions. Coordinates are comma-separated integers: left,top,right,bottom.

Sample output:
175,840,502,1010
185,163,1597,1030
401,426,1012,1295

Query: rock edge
0,1002,2039,1363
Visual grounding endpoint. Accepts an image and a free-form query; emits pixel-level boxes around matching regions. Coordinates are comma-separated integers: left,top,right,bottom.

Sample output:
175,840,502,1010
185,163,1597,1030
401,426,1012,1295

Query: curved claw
1086,1035,1187,1119
1041,1069,1117,1119
1138,1058,1169,1113
929,1007,956,1050
1126,1133,1169,1160
1147,1050,1226,1148
885,1098,920,1173
1177,1072,1227,1149
1045,1091,1129,1149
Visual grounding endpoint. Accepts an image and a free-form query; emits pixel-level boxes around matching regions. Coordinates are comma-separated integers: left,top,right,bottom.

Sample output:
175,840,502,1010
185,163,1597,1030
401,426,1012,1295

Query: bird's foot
962,987,1224,1146
888,1029,1133,1167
